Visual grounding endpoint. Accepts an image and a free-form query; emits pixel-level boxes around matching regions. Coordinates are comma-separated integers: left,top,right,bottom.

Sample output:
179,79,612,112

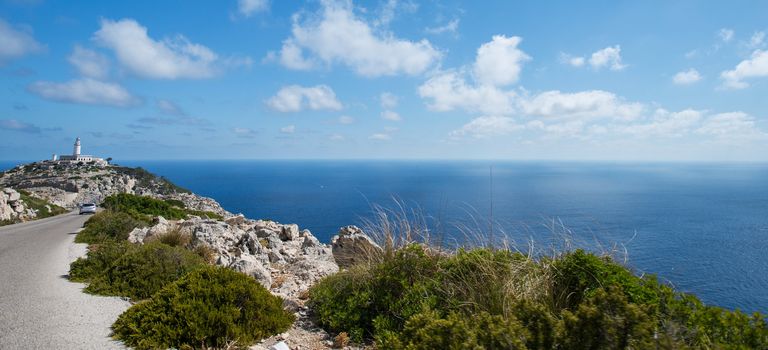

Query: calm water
2,160,767,313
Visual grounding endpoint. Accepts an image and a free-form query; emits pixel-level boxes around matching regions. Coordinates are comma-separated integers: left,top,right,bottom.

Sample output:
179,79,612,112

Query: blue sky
1,0,767,161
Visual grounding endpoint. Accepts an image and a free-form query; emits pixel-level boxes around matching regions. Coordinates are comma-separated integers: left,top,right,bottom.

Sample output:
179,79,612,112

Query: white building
53,138,108,165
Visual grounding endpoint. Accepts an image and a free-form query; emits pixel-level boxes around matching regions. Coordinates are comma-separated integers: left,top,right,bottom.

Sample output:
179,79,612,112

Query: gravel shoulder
0,212,131,349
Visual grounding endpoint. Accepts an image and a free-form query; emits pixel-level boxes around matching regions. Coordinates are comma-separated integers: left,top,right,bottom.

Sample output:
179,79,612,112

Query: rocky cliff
0,161,229,217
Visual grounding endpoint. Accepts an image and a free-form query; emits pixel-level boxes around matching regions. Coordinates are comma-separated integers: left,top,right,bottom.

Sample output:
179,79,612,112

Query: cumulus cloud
672,69,702,85
617,109,703,137
0,119,41,133
473,35,530,86
380,92,398,109
338,115,355,124
266,85,343,112
28,78,139,107
696,112,766,140
419,70,517,115
156,99,186,116
94,18,248,79
521,90,644,121
381,110,401,121
561,45,626,71
68,45,110,79
589,45,626,71
0,18,44,64
238,0,269,17
720,50,768,89
280,125,296,134
273,0,441,77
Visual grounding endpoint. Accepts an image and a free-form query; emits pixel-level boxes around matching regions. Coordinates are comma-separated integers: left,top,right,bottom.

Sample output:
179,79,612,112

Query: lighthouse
73,137,81,157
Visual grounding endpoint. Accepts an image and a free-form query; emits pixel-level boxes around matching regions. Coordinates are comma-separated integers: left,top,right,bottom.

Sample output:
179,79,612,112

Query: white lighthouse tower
73,137,81,157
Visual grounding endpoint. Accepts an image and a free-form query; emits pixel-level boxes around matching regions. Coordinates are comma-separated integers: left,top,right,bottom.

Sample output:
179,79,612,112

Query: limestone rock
280,224,300,241
231,255,272,289
331,225,383,269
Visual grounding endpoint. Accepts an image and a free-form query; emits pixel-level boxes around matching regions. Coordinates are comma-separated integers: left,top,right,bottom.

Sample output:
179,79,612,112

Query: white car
79,203,97,215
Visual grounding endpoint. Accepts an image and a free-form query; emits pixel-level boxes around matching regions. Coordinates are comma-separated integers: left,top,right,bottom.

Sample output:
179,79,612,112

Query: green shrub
102,193,187,221
112,266,294,350
309,244,440,342
163,198,186,208
309,245,768,349
85,242,205,300
69,241,135,282
377,310,528,350
557,286,656,349
75,211,146,244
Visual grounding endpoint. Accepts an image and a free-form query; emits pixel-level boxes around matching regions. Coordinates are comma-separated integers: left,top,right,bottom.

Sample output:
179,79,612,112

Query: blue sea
2,160,767,314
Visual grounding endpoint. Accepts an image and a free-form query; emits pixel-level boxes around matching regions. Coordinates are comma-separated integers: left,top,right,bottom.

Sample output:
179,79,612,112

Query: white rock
269,341,290,350
231,255,272,289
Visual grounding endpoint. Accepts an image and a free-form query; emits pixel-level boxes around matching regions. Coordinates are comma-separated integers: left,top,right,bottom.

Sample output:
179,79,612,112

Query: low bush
74,211,146,244
112,265,294,350
102,193,224,222
309,244,768,349
69,241,135,282
85,242,205,300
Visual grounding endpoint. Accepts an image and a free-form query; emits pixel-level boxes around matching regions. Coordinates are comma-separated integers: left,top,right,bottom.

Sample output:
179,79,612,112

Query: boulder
231,255,272,289
279,224,299,241
6,190,20,202
225,214,245,226
331,225,383,269
127,227,150,244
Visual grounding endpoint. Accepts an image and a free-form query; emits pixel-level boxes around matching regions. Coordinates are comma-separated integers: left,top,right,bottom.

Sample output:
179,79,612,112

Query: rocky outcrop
0,187,35,223
331,225,383,268
0,161,230,217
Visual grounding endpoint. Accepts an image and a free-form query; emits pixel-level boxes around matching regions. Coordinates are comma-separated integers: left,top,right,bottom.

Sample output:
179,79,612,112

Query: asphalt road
0,212,130,349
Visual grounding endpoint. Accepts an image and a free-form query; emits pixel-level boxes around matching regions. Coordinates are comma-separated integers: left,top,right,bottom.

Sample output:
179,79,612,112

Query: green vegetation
85,242,205,300
74,211,146,244
102,193,223,222
112,266,294,350
309,245,768,349
68,191,289,348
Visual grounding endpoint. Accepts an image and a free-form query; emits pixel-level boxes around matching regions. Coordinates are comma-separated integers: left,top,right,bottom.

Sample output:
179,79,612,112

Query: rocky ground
1,161,384,349
0,187,33,222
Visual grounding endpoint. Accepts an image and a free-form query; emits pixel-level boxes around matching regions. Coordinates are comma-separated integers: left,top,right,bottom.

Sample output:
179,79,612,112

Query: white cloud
473,35,530,86
672,68,702,85
68,45,109,79
449,116,525,139
719,28,735,43
696,112,766,140
618,109,703,137
380,92,398,108
338,115,355,124
559,53,585,67
369,133,391,140
266,84,343,112
280,125,296,134
419,70,517,115
238,0,269,17
720,49,768,89
94,18,246,79
425,19,459,35
0,18,44,64
156,99,185,116
274,0,441,77
589,45,626,71
329,133,345,141
521,90,644,121
381,110,401,121
28,78,139,107
232,127,258,138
